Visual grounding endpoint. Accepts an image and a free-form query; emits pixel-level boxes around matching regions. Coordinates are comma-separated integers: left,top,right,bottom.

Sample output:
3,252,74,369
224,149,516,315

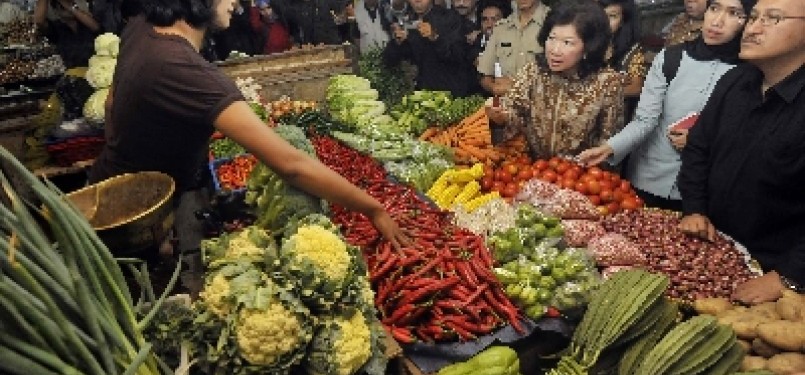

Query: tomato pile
481,156,644,215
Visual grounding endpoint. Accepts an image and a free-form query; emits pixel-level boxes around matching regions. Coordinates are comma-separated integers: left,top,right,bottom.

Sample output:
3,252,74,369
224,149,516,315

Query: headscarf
685,0,756,64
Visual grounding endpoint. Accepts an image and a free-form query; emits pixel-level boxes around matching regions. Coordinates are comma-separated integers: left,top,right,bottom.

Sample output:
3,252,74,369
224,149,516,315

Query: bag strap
662,44,684,85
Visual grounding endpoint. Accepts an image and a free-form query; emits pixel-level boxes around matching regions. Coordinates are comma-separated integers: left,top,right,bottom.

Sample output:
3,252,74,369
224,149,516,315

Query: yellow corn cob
452,180,481,206
447,168,476,183
426,172,451,199
469,163,485,179
437,184,462,208
464,191,501,212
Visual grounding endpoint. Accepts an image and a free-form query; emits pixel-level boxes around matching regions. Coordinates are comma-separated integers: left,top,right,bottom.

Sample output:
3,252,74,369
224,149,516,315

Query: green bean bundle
0,146,178,375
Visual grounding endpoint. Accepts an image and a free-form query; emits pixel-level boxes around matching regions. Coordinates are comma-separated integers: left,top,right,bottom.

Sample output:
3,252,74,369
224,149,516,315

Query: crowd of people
16,0,805,302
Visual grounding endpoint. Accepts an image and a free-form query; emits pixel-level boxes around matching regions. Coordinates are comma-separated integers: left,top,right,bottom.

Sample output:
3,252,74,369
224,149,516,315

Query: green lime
538,276,557,290
542,217,561,227
536,288,553,303
551,268,568,284
532,223,548,238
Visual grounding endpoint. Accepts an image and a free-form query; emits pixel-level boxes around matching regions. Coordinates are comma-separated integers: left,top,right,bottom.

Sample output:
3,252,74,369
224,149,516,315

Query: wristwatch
780,275,803,294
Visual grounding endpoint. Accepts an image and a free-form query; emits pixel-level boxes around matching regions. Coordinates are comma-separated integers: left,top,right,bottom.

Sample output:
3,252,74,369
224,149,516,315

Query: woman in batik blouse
487,0,624,159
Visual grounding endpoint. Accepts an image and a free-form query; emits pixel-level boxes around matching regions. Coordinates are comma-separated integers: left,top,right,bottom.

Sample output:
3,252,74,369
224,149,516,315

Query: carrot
419,127,439,141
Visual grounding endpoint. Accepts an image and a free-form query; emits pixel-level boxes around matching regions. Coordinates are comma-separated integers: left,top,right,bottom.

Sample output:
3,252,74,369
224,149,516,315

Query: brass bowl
67,172,175,255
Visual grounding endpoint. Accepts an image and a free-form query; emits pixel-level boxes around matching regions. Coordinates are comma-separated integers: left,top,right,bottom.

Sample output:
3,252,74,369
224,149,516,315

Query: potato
741,355,768,371
757,321,805,352
694,297,734,316
753,338,782,358
751,302,783,321
766,353,805,375
737,339,753,353
776,291,805,322
734,319,764,340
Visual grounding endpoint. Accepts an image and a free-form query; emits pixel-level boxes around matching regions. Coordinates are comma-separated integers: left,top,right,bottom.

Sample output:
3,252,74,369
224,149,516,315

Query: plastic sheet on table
400,317,573,373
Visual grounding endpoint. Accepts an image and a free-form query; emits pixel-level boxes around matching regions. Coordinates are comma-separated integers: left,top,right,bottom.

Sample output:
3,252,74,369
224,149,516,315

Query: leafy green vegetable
357,47,413,108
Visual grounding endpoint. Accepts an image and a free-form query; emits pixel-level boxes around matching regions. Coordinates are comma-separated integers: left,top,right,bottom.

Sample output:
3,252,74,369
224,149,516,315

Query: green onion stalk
0,146,180,375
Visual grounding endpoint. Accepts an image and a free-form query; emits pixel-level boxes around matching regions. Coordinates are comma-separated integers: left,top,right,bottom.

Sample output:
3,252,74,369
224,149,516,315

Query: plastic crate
208,153,257,192
44,135,105,166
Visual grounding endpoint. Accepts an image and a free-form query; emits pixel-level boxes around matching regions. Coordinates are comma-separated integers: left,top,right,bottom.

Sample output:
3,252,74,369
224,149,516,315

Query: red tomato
606,202,620,214
533,159,548,171
575,181,589,195
600,189,614,203
555,162,571,174
561,179,576,190
541,170,558,183
504,163,519,176
563,169,581,181
634,196,644,208
621,197,639,210
502,183,518,198
588,195,602,205
492,181,505,192
498,170,513,183
547,158,560,170
597,205,609,216
517,168,534,181
588,166,603,178
613,189,625,203
587,180,602,195
483,165,495,178
481,177,494,191
619,180,631,192
516,155,532,165
599,179,614,191
579,174,595,184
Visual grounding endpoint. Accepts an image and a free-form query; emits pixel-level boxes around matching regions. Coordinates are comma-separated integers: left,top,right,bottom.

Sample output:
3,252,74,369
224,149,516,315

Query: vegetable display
0,147,171,375
486,204,564,263
694,293,805,374
547,269,670,374
312,135,524,342
214,154,258,191
601,209,755,301
210,137,247,159
494,247,600,319
391,90,486,132
189,214,387,375
436,346,521,375
419,108,500,164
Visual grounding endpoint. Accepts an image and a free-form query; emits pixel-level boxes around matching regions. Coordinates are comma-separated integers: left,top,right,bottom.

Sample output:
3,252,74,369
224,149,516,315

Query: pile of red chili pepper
313,135,523,343
214,154,258,191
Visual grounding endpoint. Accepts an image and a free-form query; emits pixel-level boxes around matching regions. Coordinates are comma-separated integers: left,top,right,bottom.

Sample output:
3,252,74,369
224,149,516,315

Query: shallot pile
602,210,755,301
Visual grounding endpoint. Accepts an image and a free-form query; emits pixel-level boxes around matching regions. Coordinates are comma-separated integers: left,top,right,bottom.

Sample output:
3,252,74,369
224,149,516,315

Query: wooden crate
218,44,358,102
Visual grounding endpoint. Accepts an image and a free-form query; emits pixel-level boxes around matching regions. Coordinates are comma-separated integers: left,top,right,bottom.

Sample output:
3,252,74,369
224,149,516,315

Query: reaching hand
732,272,784,304
485,103,509,125
678,213,716,242
369,210,412,250
668,129,689,151
391,24,408,44
577,144,614,167
418,22,438,41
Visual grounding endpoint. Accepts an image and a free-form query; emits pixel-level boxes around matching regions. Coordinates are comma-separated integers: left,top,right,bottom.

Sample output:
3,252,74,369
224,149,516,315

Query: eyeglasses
745,12,805,26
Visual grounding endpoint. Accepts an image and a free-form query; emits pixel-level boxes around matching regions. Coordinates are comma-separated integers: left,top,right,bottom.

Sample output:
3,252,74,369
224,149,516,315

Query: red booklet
669,112,700,132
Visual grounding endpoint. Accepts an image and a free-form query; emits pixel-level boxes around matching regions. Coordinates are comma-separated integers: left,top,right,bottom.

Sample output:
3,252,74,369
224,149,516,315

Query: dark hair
537,0,612,78
476,0,512,21
140,0,214,28
598,0,640,69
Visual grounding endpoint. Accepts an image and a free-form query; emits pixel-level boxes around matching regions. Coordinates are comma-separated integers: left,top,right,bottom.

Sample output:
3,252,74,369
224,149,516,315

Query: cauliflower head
199,262,268,318
94,32,120,56
235,304,304,366
86,55,116,89
333,311,372,375
285,225,349,281
202,226,276,266
304,310,372,375
83,88,108,123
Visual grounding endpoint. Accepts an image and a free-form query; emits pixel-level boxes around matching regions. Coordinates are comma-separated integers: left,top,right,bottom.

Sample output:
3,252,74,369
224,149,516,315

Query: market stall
0,43,803,375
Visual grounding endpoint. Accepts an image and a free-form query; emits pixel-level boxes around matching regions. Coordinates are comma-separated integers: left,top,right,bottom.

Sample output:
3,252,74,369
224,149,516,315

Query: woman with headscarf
577,0,756,212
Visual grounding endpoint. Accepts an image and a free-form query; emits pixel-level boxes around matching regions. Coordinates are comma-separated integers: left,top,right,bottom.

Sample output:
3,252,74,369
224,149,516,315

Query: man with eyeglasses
678,0,805,303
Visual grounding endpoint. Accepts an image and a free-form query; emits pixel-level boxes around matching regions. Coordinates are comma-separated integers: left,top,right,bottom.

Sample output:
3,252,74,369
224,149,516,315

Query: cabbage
86,56,116,89
94,33,120,57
